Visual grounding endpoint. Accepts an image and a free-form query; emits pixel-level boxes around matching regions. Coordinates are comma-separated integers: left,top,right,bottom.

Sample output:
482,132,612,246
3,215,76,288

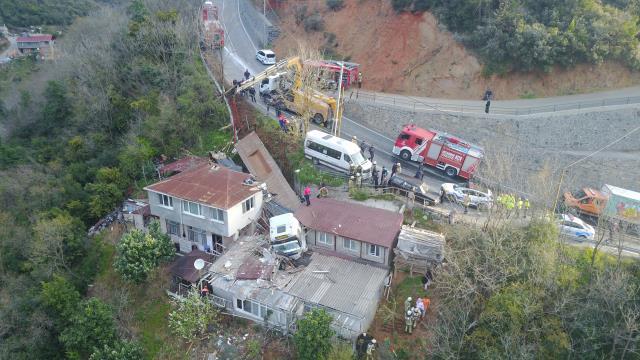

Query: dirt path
272,0,640,100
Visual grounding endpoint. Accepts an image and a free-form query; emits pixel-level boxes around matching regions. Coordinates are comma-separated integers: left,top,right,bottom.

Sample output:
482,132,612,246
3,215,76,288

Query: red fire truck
392,124,484,179
202,1,224,49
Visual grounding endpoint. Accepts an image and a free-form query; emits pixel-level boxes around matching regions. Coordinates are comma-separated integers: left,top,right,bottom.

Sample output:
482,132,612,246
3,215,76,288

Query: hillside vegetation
0,0,95,27
393,0,640,74
0,0,229,357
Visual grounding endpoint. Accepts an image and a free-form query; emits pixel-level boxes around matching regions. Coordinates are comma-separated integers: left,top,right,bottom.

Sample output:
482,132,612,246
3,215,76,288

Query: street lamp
294,169,301,195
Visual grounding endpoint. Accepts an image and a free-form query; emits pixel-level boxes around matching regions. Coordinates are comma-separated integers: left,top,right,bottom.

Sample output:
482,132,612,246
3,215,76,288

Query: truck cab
563,188,607,217
269,213,307,260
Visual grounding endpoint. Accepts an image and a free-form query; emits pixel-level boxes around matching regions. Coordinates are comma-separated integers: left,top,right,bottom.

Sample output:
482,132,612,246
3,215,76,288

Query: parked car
440,183,493,209
387,175,440,206
557,214,595,241
256,49,276,65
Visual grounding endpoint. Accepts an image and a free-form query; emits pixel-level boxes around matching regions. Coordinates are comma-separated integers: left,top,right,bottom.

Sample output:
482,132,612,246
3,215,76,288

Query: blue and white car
557,214,595,241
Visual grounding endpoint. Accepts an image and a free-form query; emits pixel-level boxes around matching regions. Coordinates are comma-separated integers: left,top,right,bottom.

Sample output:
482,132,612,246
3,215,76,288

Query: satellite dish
194,258,205,270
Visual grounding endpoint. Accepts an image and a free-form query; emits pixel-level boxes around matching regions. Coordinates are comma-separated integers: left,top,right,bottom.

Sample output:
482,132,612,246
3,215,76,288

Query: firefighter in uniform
405,310,414,334
517,197,524,217
412,307,421,329
524,198,530,218
366,339,377,360
404,297,412,313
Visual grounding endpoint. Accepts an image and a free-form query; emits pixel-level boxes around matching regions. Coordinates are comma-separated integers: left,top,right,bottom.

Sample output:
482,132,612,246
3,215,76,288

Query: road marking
237,0,258,52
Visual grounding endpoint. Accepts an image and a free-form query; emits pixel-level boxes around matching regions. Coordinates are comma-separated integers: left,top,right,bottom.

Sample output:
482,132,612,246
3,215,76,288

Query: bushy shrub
326,0,344,11
303,12,325,32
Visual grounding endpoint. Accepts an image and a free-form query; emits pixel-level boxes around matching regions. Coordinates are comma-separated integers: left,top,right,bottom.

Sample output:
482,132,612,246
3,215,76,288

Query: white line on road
237,0,258,52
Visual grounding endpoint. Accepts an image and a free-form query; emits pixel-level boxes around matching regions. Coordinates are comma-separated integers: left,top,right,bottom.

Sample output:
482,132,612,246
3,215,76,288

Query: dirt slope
272,0,640,100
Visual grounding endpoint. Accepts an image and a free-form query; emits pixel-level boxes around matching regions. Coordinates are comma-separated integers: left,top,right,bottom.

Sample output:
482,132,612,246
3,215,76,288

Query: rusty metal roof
294,198,403,248
145,163,260,210
236,257,274,280
235,132,301,211
170,249,216,283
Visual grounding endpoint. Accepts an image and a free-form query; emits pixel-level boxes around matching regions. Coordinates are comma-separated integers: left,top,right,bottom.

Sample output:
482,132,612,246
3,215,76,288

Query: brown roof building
294,198,403,268
144,162,265,253
146,162,260,210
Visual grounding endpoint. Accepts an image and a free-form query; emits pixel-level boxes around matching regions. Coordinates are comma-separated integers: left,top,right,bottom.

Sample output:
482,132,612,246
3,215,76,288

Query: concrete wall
345,103,640,197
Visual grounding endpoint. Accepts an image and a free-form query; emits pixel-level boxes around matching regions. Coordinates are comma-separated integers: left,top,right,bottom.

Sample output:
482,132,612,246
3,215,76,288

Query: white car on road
441,183,493,210
557,214,595,241
256,49,276,65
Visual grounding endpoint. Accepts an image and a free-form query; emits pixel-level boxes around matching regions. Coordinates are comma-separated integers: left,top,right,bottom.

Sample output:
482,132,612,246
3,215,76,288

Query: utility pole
263,0,267,47
333,62,344,137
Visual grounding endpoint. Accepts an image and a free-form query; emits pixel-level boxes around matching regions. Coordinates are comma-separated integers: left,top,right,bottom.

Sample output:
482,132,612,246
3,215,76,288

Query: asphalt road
215,0,463,194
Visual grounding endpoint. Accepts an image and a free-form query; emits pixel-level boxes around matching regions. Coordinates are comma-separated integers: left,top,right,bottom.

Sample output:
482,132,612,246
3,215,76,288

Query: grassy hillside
393,0,640,74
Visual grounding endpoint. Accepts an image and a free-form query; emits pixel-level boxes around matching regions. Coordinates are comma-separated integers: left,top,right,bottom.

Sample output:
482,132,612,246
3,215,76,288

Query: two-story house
294,198,403,268
145,162,264,253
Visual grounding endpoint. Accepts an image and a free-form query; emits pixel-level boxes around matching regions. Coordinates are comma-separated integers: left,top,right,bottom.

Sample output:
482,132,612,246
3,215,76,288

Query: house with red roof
144,162,265,253
16,34,55,59
294,198,404,268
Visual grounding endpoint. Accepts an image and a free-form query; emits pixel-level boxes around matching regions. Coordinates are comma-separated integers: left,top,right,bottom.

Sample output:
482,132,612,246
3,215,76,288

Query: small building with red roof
16,34,55,60
144,161,265,253
294,198,404,268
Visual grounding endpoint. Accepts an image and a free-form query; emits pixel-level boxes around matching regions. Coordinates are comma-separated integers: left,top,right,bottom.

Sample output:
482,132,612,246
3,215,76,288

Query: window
166,220,180,236
369,244,381,257
209,207,224,222
415,138,423,145
325,147,342,160
276,225,287,233
237,299,268,318
400,134,410,140
158,194,173,207
182,201,202,216
307,141,323,153
243,197,255,213
317,232,332,245
187,226,207,246
343,238,358,251
343,154,351,163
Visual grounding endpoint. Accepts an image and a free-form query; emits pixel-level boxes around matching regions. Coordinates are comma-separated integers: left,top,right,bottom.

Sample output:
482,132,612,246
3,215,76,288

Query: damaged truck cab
269,213,307,260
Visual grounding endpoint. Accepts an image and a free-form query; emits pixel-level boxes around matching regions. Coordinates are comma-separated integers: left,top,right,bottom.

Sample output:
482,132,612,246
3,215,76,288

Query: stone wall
345,102,640,196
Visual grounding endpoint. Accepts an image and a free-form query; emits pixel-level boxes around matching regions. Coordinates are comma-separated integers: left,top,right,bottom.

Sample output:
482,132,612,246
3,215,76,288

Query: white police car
557,214,595,241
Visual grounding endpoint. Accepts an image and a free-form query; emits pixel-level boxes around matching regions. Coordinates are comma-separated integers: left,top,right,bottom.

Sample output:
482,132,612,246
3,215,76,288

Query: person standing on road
244,69,250,80
380,166,388,186
248,87,256,103
463,194,470,214
357,71,363,89
303,185,311,206
360,139,368,156
524,198,530,218
368,144,375,161
372,163,379,189
351,135,358,145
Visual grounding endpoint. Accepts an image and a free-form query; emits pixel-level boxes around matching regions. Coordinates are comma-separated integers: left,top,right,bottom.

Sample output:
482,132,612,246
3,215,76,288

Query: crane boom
226,57,301,95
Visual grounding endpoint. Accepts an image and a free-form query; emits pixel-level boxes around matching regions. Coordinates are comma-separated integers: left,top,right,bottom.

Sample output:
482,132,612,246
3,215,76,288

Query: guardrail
348,90,640,116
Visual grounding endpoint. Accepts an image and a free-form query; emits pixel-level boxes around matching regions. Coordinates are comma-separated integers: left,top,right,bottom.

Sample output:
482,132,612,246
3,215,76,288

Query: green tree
31,211,86,278
59,298,117,359
89,340,145,360
41,275,81,321
85,167,128,218
294,309,335,360
168,288,219,344
113,221,174,283
42,80,72,130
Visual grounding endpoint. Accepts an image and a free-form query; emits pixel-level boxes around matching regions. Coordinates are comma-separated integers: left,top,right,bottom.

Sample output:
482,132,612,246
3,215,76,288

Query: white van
304,130,372,178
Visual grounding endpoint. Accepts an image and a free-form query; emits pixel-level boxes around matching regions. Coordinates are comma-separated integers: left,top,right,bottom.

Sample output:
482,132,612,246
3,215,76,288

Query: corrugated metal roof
17,34,53,42
145,163,260,210
235,132,301,211
294,198,403,247
284,253,388,318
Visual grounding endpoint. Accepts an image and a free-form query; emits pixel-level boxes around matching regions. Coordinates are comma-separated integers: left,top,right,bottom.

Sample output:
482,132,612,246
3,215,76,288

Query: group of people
404,296,430,334
496,194,530,217
355,333,377,360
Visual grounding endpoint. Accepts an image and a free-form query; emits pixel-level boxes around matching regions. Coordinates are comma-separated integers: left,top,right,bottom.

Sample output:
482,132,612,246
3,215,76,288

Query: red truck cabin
392,124,484,179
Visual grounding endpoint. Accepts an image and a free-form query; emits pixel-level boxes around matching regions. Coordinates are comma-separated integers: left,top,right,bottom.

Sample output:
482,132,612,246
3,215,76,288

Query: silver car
441,183,493,210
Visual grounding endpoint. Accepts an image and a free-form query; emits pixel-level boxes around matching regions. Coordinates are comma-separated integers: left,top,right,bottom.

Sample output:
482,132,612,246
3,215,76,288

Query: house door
212,234,223,254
